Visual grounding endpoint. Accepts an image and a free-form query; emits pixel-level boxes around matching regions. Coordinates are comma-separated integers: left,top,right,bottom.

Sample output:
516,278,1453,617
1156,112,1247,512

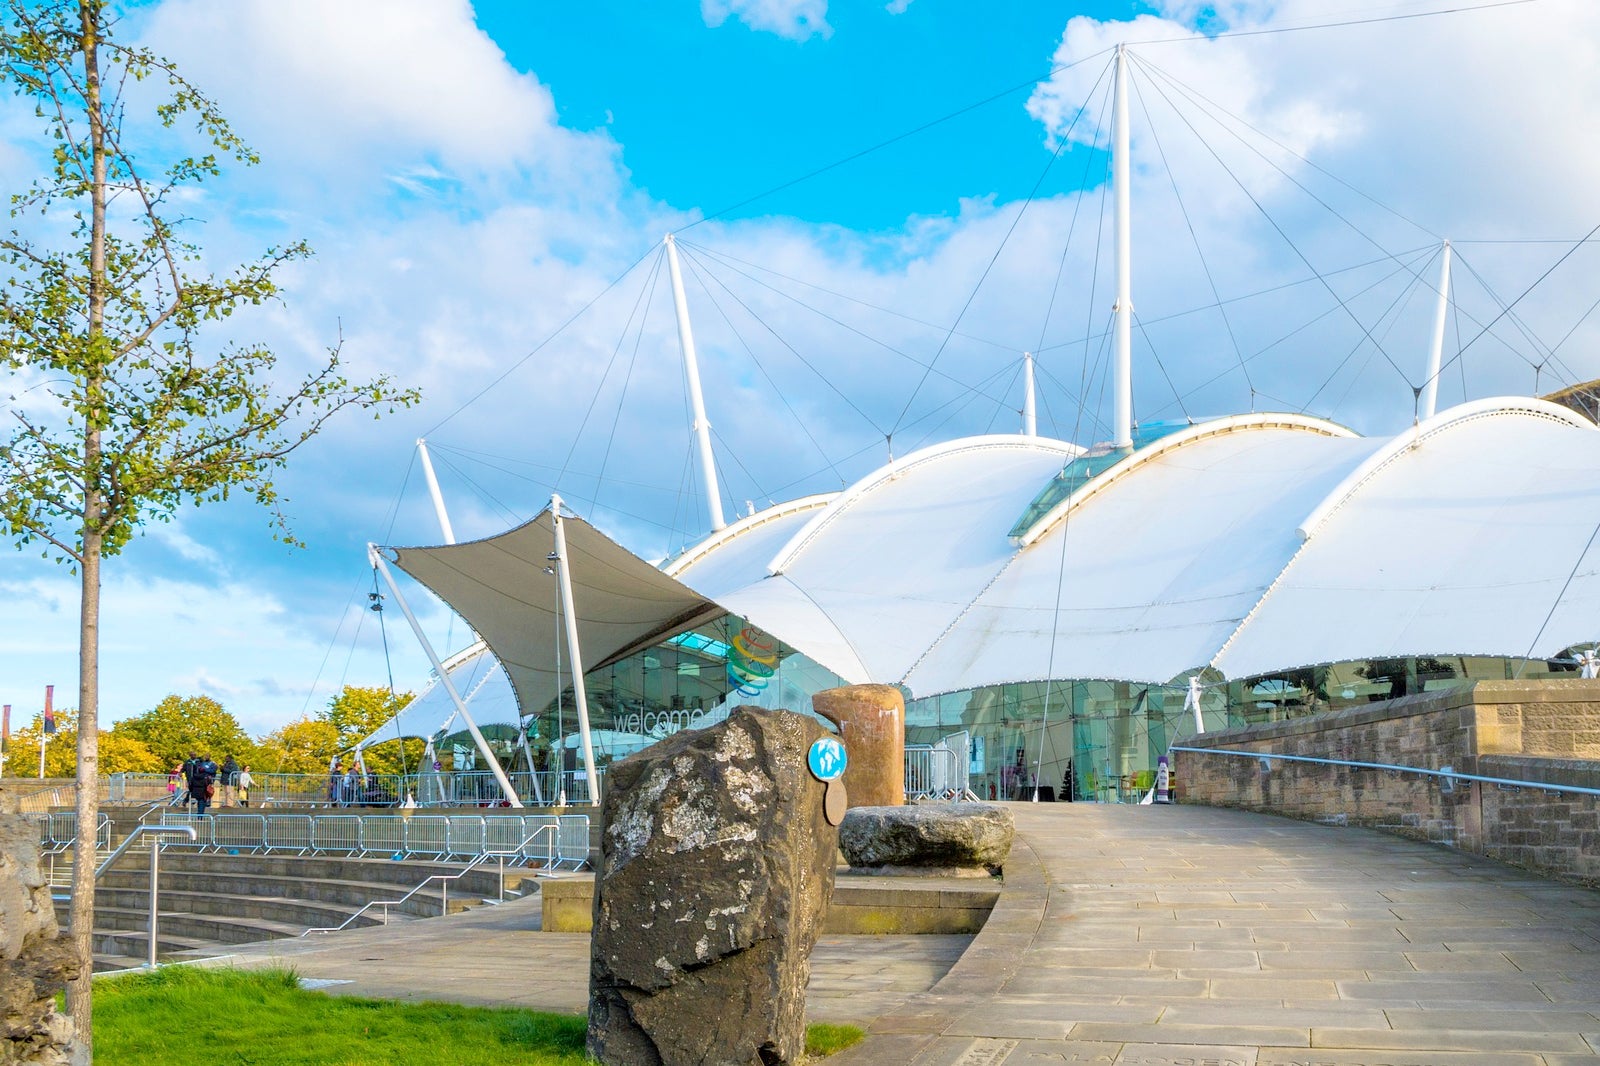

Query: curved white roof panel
903,417,1379,695
355,641,520,750
1215,399,1600,678
729,435,1081,684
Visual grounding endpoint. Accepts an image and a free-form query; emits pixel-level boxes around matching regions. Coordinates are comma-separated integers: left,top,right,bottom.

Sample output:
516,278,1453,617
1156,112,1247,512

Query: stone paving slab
830,804,1600,1065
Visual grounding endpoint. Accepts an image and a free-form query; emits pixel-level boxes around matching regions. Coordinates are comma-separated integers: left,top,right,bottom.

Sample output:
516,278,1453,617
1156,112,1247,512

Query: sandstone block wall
1177,680,1600,888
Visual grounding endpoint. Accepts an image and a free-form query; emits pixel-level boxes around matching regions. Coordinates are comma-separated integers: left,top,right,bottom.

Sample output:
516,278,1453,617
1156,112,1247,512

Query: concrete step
85,886,400,931
88,904,376,945
92,928,216,962
90,870,494,919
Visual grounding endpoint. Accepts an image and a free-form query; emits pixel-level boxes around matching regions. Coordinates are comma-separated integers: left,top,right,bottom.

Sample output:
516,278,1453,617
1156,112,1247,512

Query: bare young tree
0,2,418,1049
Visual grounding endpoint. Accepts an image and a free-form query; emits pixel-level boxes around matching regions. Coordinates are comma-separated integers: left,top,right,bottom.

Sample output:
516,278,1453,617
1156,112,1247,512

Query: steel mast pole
1420,240,1452,421
1023,352,1038,436
664,233,727,532
416,438,457,544
367,546,523,807
549,495,601,804
1112,44,1134,450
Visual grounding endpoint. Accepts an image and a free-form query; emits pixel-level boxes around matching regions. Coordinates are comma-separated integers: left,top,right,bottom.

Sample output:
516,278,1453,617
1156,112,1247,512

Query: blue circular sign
808,737,848,782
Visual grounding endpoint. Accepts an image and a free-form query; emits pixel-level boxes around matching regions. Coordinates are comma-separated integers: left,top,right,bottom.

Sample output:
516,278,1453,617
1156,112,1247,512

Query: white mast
1022,352,1038,437
664,234,728,532
368,546,522,807
415,438,457,545
1112,44,1134,450
550,494,601,804
1419,240,1452,421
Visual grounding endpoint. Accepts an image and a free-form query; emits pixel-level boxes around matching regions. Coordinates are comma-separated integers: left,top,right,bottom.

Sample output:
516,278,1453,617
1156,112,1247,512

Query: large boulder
839,803,1014,876
588,707,837,1066
0,797,79,1066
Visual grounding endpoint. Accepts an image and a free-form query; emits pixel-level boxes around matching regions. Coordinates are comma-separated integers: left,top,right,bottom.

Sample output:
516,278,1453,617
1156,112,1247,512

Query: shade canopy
383,505,721,723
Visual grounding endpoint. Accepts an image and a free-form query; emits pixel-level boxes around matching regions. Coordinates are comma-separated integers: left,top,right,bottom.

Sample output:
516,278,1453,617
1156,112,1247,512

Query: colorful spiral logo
727,626,779,698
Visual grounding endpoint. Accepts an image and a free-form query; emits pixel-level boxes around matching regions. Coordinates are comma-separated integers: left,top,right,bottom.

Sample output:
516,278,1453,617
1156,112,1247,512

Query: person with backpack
220,754,241,807
186,752,219,816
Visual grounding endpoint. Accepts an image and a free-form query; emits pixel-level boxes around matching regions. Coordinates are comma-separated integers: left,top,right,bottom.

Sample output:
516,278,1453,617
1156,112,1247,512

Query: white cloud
885,0,915,13
702,0,832,41
140,0,621,199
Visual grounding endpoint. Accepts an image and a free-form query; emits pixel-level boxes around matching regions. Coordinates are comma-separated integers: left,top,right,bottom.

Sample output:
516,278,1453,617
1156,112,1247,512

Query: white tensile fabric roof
383,509,722,729
377,400,1600,739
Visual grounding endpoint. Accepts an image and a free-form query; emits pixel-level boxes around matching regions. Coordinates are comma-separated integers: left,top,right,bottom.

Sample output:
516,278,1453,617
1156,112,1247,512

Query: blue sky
1,0,1596,741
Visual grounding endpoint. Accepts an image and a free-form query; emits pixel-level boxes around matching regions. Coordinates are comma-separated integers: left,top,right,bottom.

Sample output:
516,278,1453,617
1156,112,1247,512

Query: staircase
50,850,541,971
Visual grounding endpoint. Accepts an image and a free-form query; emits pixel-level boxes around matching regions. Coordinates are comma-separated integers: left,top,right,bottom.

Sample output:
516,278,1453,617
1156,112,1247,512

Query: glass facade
446,605,1593,800
504,615,845,776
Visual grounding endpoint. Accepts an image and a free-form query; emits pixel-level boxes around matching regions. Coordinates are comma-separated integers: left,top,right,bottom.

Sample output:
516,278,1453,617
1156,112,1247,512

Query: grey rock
838,802,1014,875
0,795,79,1066
588,707,837,1066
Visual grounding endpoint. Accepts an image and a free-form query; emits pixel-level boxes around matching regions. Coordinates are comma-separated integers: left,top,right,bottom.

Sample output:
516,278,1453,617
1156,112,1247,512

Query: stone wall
0,796,79,1065
1176,680,1600,888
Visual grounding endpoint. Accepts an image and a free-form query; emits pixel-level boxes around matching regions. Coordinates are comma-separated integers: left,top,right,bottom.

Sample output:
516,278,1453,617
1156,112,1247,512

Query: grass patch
805,1022,865,1057
95,965,586,1065
95,966,865,1064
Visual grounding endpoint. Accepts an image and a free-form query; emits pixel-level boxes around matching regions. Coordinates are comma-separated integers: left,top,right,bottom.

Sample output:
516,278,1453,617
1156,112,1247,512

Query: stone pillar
0,796,79,1065
588,707,837,1066
812,684,905,808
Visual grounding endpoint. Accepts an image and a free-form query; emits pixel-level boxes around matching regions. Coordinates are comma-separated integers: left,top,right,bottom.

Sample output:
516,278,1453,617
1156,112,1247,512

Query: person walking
219,754,241,808
185,752,219,816
237,764,256,807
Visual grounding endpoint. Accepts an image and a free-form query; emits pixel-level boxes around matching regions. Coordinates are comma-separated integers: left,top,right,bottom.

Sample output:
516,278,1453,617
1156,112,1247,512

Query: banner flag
2,703,9,745
42,685,55,735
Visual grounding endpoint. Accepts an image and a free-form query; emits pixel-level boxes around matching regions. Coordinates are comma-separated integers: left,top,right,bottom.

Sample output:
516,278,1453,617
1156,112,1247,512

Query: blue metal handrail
1169,745,1600,798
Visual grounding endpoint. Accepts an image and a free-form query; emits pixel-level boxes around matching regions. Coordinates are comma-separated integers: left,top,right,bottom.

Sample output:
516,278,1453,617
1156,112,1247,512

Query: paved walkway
832,804,1600,1066
202,803,1600,1065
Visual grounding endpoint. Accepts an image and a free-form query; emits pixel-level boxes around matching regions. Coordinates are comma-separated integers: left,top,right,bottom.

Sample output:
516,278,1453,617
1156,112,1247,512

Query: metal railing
301,823,558,936
16,784,76,813
109,769,604,809
92,824,200,968
152,810,588,866
1169,746,1600,798
905,735,976,801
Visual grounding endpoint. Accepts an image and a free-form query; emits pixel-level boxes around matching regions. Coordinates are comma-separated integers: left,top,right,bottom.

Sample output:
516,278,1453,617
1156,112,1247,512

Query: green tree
115,694,253,769
5,707,164,776
0,2,418,1042
5,707,76,777
254,715,339,776
323,685,419,776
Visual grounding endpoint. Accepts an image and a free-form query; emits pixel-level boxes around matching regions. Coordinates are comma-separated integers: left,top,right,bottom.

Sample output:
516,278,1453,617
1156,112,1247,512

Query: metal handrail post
147,835,160,968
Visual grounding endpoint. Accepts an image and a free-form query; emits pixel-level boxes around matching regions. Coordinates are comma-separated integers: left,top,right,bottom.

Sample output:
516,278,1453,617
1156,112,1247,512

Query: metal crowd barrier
155,810,588,867
36,811,112,853
905,744,971,801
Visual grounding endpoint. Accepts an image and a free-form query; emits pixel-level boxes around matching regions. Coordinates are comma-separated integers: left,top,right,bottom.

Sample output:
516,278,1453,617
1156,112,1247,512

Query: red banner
42,685,55,735
2,703,9,745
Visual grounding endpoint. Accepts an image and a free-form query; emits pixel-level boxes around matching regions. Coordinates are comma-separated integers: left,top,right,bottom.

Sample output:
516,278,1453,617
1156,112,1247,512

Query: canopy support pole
367,545,523,808
416,438,457,544
1112,43,1134,450
664,233,728,532
516,729,546,805
1023,352,1038,437
1420,240,1452,421
550,495,602,805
